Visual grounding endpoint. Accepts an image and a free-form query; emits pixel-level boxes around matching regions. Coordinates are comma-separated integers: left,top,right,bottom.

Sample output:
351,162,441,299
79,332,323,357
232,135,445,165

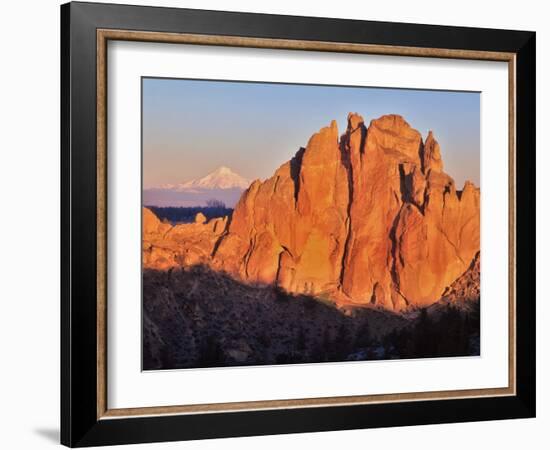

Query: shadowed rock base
143,264,480,370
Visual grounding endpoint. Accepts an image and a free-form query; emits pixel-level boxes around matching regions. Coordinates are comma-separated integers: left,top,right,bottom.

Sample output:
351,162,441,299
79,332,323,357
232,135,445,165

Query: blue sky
143,78,480,188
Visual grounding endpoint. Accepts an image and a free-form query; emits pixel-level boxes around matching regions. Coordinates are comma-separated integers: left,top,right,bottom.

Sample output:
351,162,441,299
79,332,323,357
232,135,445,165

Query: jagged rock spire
422,130,444,173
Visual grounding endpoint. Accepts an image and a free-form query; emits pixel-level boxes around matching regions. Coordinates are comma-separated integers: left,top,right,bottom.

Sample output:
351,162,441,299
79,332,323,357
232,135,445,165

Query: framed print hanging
61,2,535,446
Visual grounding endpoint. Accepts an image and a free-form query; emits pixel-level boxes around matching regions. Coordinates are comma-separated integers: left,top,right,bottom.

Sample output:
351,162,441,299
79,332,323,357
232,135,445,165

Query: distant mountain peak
144,166,250,208
214,166,233,174
151,166,250,192
180,166,250,190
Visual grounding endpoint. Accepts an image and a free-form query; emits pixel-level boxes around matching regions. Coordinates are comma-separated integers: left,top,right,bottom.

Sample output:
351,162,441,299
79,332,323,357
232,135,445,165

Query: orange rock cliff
143,113,480,311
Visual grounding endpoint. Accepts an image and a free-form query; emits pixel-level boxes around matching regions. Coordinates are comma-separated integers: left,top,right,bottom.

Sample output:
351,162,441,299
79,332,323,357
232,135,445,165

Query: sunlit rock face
143,113,479,311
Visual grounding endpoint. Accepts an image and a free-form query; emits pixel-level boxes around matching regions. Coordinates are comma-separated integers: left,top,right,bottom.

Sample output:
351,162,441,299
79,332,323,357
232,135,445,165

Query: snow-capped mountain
144,167,251,207
159,166,250,191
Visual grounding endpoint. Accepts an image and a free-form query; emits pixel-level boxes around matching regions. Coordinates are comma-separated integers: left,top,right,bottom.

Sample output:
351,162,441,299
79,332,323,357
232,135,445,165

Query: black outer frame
60,1,536,447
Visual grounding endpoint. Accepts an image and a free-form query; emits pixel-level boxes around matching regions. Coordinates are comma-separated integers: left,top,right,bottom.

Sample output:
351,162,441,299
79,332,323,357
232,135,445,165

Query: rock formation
434,251,480,307
143,113,480,311
142,208,227,270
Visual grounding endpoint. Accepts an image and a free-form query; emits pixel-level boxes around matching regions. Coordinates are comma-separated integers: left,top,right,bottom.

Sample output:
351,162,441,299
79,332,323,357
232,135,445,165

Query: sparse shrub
354,321,372,348
206,199,226,208
198,334,224,367
297,327,307,351
258,332,272,349
276,353,290,364
274,286,290,303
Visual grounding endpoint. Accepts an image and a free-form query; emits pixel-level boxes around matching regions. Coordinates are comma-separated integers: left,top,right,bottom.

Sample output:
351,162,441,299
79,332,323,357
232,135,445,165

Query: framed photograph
61,2,536,447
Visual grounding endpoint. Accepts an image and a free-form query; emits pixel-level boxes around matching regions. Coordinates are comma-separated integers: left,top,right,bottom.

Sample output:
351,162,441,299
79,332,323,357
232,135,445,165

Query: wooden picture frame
61,1,535,447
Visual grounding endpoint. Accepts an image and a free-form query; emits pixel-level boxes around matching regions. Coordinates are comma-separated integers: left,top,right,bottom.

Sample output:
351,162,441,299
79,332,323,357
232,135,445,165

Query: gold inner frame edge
96,28,517,420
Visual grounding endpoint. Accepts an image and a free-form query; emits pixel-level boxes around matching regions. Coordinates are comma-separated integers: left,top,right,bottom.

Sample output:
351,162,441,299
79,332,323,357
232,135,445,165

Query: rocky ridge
143,113,480,311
